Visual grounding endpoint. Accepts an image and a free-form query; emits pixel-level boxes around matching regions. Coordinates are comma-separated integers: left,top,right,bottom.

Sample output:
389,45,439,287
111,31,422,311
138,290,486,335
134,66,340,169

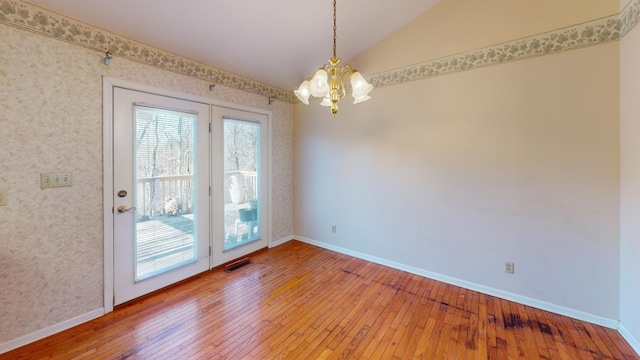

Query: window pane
223,119,260,251
134,106,197,281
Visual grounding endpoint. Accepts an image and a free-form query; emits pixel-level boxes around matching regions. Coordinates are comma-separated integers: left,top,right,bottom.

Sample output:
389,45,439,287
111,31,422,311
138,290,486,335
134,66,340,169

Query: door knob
117,205,136,213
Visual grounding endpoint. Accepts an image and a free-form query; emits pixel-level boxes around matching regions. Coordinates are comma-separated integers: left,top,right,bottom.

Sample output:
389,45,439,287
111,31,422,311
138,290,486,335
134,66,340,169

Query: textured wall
0,23,293,343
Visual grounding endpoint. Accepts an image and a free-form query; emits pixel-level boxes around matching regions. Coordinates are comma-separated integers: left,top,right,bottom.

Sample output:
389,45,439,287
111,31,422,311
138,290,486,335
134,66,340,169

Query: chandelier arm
340,66,353,83
338,83,346,100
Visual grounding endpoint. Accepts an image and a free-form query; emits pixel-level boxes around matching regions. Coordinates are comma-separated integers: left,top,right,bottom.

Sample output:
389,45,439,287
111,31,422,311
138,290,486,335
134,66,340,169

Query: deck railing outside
135,171,258,221
224,170,258,205
136,175,194,220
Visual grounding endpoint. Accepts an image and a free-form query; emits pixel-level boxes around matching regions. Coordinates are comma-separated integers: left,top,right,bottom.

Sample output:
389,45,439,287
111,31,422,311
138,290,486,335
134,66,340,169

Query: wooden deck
135,210,258,279
136,214,195,279
2,241,638,359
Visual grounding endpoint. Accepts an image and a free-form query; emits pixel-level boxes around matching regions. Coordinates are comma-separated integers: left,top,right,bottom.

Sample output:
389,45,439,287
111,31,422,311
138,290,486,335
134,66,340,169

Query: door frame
102,77,272,313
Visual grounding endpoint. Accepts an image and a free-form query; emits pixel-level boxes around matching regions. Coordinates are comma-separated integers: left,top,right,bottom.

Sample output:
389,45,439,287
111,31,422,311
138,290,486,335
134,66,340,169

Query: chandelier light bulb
350,71,373,98
294,80,311,105
309,69,330,97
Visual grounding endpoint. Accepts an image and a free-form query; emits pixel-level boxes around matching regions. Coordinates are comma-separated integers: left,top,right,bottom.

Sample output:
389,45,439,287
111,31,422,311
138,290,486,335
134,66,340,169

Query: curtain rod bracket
209,84,216,91
268,97,275,105
104,50,113,65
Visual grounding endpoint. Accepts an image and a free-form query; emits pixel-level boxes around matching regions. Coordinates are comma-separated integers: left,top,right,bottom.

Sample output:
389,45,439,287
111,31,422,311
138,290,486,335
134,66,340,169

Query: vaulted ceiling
24,0,440,91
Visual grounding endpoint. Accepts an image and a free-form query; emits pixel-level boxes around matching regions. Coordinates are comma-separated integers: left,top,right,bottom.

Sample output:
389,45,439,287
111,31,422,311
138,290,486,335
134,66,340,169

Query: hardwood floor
2,240,637,359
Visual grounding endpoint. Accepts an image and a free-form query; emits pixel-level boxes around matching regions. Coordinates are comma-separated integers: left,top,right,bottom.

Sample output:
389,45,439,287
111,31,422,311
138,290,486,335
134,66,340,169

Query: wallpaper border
368,0,640,88
368,14,621,88
0,0,296,103
621,0,640,36
1,0,639,96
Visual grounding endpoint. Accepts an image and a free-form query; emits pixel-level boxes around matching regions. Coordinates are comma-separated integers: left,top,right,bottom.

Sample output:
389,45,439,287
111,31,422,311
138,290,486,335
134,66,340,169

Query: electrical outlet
331,225,337,233
0,189,7,206
505,262,515,274
40,172,73,189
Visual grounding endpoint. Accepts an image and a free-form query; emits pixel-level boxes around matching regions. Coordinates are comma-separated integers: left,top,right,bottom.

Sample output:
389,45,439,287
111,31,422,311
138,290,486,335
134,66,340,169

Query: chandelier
294,0,373,117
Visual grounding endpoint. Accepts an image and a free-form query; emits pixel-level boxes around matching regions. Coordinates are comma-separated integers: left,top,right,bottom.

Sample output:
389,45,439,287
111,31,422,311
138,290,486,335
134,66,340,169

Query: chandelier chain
333,0,337,58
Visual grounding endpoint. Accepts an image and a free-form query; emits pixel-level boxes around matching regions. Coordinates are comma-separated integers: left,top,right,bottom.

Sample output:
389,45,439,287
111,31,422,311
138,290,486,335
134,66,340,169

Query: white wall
294,4,621,321
620,0,640,350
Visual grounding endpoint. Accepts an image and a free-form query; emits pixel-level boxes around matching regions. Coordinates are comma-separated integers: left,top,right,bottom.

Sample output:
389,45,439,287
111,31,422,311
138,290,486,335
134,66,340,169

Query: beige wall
0,23,293,344
620,0,640,348
350,0,619,76
295,1,621,320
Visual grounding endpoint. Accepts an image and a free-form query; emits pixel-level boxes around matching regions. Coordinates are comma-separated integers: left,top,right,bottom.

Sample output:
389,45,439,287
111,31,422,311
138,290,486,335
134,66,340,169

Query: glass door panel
223,119,260,251
134,106,198,280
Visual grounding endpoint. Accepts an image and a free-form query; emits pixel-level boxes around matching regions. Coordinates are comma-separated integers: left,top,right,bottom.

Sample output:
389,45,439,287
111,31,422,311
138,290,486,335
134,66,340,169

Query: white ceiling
24,0,440,91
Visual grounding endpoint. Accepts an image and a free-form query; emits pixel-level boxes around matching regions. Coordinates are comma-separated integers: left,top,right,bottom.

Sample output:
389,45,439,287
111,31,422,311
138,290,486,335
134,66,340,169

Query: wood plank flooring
2,240,637,359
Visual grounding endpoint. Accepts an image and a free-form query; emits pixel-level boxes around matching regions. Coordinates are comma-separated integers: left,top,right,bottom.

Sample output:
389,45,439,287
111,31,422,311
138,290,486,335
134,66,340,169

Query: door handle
117,205,136,213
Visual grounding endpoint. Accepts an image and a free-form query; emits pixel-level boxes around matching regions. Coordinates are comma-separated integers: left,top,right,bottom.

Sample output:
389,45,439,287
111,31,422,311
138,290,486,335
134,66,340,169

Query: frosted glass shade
320,97,332,107
294,80,310,104
350,71,373,97
309,69,330,97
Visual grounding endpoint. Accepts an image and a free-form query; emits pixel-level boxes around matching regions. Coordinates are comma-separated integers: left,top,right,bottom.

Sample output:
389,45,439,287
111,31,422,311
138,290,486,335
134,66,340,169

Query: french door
211,106,269,267
113,88,210,305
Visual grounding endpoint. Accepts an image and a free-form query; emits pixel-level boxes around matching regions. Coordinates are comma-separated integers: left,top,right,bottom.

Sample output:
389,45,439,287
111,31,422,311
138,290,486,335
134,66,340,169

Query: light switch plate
41,172,73,189
505,262,515,274
0,189,6,206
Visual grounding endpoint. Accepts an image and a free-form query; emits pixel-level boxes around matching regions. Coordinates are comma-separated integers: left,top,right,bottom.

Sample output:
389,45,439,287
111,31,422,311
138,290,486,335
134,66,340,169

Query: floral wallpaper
0,21,293,345
0,0,295,104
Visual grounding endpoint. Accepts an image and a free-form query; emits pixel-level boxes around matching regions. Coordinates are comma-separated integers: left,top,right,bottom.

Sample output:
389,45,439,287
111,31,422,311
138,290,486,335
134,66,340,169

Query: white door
211,106,269,267
113,88,210,305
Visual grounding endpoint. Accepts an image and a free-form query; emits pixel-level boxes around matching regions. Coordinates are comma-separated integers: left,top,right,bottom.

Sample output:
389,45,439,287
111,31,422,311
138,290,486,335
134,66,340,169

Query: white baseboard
294,235,619,329
619,322,640,357
269,235,294,248
0,308,104,355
